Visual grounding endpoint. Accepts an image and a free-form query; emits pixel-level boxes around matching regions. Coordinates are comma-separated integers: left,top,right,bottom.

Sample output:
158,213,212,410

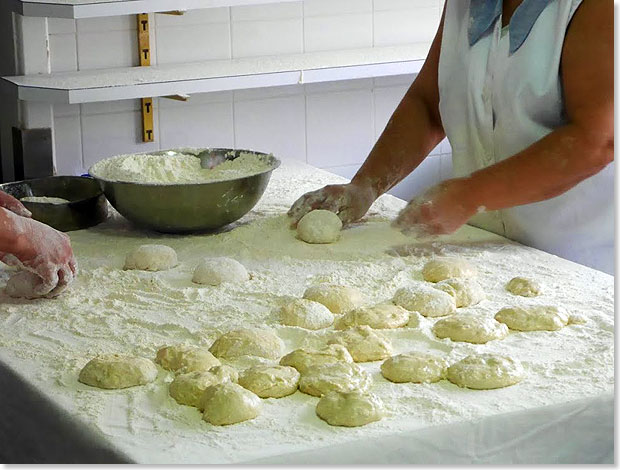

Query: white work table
0,161,614,464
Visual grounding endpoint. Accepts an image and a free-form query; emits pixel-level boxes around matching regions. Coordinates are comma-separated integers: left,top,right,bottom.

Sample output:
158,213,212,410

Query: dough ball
78,354,157,389
209,328,284,360
192,257,249,286
434,278,485,308
447,354,525,390
238,365,300,398
124,244,177,271
506,277,541,297
422,257,477,283
280,298,334,330
5,271,61,299
316,391,384,427
568,314,587,325
279,344,353,374
169,365,238,407
303,284,366,314
296,210,343,244
155,344,220,374
334,303,410,330
380,352,448,383
432,315,509,344
200,382,261,425
328,325,393,362
299,362,371,397
407,311,424,328
495,306,569,332
392,283,456,317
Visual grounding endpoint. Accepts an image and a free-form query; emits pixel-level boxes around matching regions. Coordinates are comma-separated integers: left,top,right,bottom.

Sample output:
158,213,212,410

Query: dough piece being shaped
380,352,448,383
279,344,353,374
169,365,238,407
435,278,485,308
200,382,261,425
316,391,384,427
124,244,177,271
328,325,393,362
155,344,220,373
495,306,569,332
296,210,343,244
78,354,157,389
432,315,508,344
192,257,249,286
506,277,542,297
238,365,300,398
447,354,525,390
407,311,424,328
280,298,334,330
5,270,65,299
299,362,371,397
334,303,410,330
209,329,284,360
392,283,456,318
422,257,477,283
303,284,366,314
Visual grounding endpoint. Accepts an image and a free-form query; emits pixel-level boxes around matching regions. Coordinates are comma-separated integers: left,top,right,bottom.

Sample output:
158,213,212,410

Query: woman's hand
0,191,31,218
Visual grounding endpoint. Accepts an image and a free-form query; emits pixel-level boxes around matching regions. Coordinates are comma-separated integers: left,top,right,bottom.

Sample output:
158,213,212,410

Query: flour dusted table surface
0,161,613,464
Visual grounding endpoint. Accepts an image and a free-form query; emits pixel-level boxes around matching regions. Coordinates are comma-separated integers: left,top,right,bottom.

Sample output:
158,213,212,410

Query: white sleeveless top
438,0,614,274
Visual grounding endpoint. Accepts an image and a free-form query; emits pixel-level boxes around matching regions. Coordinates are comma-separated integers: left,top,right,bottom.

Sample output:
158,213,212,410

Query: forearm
0,208,29,256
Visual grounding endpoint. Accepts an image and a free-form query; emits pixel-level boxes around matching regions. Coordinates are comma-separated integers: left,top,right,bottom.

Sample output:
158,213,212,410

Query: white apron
438,0,615,274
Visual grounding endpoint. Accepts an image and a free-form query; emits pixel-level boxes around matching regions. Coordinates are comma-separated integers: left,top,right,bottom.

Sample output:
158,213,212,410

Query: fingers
288,192,327,227
0,192,32,218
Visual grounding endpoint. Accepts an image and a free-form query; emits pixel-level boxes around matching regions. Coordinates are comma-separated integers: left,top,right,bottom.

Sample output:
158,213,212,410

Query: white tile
81,100,140,116
158,91,232,109
53,115,84,176
48,18,76,34
306,89,374,167
304,13,372,52
53,103,80,118
373,74,416,88
76,15,136,33
373,0,439,11
231,3,302,21
304,0,372,16
387,155,442,201
155,8,229,27
233,84,302,101
374,7,440,47
49,34,77,73
156,23,231,64
232,18,302,57
373,84,408,139
77,30,139,70
305,78,373,95
234,95,306,162
321,164,360,181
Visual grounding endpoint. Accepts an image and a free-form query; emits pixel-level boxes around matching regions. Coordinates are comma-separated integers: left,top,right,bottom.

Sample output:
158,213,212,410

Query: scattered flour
20,196,70,204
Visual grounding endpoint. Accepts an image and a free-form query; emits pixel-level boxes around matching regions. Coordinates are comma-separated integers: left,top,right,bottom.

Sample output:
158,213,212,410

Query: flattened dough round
495,305,569,331
78,354,157,389
299,362,371,397
393,283,456,317
422,257,476,283
238,365,300,398
124,244,177,271
200,382,261,425
435,278,485,308
506,277,541,297
334,303,410,330
280,298,334,330
328,325,393,362
210,329,284,360
297,209,343,244
155,344,220,373
303,284,366,314
192,257,249,286
432,315,508,344
279,344,353,374
447,354,525,389
316,391,384,427
169,365,238,407
380,352,448,383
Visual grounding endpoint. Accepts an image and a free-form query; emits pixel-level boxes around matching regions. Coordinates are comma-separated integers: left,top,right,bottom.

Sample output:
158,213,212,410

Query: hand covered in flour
0,191,31,218
392,179,479,237
288,182,377,227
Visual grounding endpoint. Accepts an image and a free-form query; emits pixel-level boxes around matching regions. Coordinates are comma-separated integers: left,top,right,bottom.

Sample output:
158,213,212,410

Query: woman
0,191,76,297
289,0,614,274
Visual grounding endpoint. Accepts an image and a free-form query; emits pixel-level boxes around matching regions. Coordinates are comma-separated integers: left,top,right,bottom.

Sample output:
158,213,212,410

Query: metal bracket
137,13,154,143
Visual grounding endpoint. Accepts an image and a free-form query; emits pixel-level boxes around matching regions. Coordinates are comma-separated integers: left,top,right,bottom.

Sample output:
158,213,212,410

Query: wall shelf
1,44,428,104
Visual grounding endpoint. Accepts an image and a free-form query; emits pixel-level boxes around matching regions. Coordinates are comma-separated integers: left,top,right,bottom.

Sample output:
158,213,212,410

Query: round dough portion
334,303,410,330
435,278,485,308
447,354,525,390
506,277,542,297
238,365,300,398
155,344,220,373
78,354,157,389
303,284,366,314
422,257,477,283
297,210,343,244
299,362,371,397
432,315,508,344
209,329,284,360
328,325,393,362
495,306,569,332
169,365,238,407
192,257,249,286
279,344,353,374
200,382,261,425
280,298,334,330
381,352,448,383
124,244,177,271
392,283,456,318
5,270,61,299
316,391,384,427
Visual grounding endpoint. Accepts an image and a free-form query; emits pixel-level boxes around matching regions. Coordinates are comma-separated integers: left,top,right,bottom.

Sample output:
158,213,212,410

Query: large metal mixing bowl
89,148,280,233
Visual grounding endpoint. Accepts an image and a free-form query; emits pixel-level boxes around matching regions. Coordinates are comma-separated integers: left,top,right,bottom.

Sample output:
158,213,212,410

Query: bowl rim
0,175,104,205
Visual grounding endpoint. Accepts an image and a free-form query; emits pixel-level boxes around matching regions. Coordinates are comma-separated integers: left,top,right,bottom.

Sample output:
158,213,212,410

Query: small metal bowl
0,176,108,232
89,148,281,234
